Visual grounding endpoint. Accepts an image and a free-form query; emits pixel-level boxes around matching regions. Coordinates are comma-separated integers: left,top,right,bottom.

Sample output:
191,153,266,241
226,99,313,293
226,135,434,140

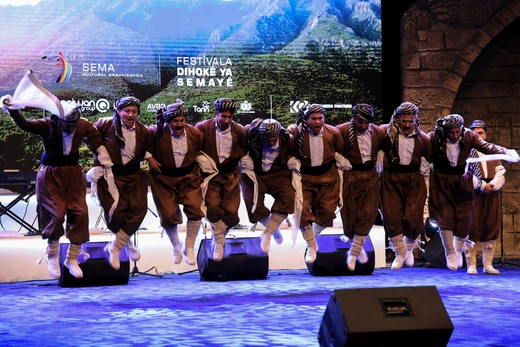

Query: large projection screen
0,0,381,173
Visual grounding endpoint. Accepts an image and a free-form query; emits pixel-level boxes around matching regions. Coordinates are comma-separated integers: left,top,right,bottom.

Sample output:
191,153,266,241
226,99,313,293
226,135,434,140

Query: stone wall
401,0,520,257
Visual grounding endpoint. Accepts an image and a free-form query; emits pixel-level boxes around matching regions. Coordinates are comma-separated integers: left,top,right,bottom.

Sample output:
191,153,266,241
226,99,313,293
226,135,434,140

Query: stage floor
0,193,387,283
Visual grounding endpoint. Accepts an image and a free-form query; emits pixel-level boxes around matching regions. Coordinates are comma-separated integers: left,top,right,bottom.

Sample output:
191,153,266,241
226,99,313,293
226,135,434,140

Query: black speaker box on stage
58,242,130,287
319,286,454,347
423,232,447,269
306,234,375,276
197,237,268,281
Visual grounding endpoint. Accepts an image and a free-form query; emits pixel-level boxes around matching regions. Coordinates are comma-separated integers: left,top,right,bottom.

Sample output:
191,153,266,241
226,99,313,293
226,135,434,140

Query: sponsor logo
147,103,167,112
240,100,254,114
290,100,310,113
290,100,352,113
192,101,211,113
41,52,72,83
62,98,111,113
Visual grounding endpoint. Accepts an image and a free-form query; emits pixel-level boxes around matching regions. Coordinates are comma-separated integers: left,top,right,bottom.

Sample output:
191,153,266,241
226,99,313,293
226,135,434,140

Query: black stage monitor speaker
319,286,454,347
307,234,375,276
58,242,130,287
423,232,448,269
197,237,268,281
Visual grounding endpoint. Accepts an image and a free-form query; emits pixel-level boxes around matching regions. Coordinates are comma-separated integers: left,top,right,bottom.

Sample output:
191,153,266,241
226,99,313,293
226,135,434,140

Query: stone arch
401,0,520,130
443,1,520,112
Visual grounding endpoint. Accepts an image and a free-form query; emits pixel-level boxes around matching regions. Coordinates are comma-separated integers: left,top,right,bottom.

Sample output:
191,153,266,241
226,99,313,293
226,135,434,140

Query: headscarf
259,118,281,138
433,113,465,161
345,104,375,157
214,98,237,113
248,118,288,158
61,107,81,123
156,99,187,138
113,96,141,144
296,103,325,157
386,102,420,164
469,119,488,132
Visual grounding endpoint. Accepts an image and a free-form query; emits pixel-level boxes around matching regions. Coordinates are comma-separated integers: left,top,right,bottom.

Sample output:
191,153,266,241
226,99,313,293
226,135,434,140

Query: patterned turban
303,103,326,118
437,114,464,131
469,119,488,132
214,98,237,113
295,103,325,157
162,99,187,122
113,96,141,144
259,118,281,138
115,96,141,114
433,114,466,161
386,102,420,164
352,103,375,122
395,102,418,117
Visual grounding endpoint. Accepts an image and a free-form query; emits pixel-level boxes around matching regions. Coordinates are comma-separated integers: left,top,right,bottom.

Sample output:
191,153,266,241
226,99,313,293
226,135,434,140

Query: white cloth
195,152,219,215
0,70,76,118
334,152,351,210
240,154,258,213
96,145,113,168
420,156,431,175
466,151,519,191
287,156,302,246
86,166,119,222
375,150,385,174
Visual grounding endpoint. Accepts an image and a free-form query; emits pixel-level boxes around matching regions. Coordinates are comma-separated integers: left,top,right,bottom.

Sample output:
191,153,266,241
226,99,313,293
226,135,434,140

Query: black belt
389,164,420,174
255,168,286,176
433,165,466,175
112,163,140,176
156,164,195,177
301,161,334,176
40,152,79,167
217,161,239,175
351,163,375,171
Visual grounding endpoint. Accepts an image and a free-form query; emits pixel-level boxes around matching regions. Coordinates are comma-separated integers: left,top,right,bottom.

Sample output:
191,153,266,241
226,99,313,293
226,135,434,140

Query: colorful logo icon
42,52,72,83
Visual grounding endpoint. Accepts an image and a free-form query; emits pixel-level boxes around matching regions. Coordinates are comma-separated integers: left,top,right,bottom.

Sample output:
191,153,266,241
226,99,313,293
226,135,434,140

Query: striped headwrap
214,98,237,113
386,102,420,164
249,118,288,158
259,118,281,138
156,99,187,138
433,114,465,161
345,104,374,157
296,103,325,157
163,99,187,122
113,96,141,144
352,103,375,122
438,114,464,130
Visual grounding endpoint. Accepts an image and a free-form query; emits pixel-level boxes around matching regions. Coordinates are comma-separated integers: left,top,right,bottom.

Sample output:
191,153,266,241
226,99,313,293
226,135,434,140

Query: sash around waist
300,161,334,176
388,164,420,174
111,163,141,176
40,152,79,167
155,163,196,177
